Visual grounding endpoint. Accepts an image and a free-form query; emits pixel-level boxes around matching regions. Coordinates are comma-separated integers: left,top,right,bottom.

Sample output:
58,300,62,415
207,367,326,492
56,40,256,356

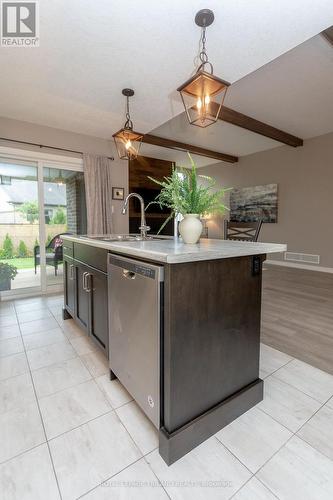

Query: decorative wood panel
128,156,174,235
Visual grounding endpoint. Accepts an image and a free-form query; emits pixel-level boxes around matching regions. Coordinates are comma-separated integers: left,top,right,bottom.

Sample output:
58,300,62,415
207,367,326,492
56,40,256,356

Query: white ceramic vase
179,214,203,244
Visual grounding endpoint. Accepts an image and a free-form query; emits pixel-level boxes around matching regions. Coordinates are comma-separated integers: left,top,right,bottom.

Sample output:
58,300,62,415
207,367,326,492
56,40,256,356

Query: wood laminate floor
262,264,333,375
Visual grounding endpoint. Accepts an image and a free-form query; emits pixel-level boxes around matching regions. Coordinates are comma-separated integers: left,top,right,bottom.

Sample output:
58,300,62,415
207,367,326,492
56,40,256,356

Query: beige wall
201,131,333,268
0,117,129,233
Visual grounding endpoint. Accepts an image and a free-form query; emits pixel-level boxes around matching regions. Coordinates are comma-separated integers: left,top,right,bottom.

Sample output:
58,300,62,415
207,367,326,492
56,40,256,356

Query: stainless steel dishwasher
108,254,164,428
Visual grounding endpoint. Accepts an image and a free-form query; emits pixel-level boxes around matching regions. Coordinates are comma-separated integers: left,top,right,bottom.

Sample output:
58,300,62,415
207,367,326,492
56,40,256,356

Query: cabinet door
75,263,90,332
64,257,75,316
88,269,108,354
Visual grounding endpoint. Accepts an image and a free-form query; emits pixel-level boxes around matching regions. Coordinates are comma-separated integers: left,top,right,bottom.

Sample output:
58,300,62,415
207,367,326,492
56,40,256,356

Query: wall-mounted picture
112,187,124,200
230,183,278,223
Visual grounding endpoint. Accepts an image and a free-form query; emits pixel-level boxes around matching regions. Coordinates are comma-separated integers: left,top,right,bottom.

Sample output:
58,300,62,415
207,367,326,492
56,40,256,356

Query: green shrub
17,240,28,258
1,234,14,259
50,207,67,225
34,238,39,248
18,201,39,224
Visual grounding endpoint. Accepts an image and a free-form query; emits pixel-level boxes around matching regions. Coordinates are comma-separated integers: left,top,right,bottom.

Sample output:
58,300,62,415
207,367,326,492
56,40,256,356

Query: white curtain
83,154,114,234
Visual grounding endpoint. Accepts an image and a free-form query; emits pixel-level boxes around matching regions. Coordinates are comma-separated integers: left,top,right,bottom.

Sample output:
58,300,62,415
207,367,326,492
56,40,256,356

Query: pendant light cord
198,27,214,74
124,96,133,130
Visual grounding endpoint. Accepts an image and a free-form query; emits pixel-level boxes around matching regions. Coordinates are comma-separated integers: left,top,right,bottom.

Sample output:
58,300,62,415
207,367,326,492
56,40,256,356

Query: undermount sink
80,234,166,242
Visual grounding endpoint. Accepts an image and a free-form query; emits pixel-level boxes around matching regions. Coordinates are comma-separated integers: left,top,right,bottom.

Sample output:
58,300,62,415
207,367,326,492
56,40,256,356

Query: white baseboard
265,259,333,274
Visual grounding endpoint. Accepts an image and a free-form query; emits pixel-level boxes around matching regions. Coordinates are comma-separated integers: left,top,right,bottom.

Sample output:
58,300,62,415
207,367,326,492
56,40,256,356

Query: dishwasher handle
108,254,164,282
122,269,136,280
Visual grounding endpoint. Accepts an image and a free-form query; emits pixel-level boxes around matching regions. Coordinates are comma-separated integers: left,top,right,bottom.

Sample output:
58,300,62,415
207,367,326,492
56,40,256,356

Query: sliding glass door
43,166,85,289
0,158,41,294
0,152,84,298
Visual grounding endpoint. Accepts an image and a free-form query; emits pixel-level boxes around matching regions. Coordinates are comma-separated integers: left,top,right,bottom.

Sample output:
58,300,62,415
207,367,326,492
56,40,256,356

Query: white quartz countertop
64,235,287,264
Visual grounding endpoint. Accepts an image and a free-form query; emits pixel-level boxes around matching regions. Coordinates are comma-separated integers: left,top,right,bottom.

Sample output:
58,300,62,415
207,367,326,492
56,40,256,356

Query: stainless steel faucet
121,193,151,239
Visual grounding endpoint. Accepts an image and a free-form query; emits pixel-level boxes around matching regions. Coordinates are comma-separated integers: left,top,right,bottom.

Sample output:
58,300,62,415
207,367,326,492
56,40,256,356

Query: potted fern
148,155,230,244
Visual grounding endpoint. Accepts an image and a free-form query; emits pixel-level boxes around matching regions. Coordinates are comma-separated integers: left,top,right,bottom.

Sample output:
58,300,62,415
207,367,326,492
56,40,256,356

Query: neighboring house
0,178,66,224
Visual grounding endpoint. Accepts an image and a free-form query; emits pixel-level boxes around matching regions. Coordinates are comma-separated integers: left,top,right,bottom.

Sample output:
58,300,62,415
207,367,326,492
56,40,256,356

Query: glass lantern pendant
113,89,143,160
177,9,230,128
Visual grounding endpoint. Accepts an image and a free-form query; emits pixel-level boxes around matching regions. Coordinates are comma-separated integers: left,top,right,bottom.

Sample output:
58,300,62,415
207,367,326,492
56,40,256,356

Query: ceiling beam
322,26,333,46
210,102,303,147
142,134,238,163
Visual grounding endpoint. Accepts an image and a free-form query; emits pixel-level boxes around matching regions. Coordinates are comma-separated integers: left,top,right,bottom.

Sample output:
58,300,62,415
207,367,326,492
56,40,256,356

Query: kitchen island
62,235,286,465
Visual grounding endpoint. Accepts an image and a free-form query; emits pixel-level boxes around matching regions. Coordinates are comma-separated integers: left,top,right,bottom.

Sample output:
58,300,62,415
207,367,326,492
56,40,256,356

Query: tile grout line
37,367,92,399
3,296,333,499
256,405,303,434
213,435,255,477
269,371,331,405
246,388,333,492
142,454,173,500
22,336,72,354
212,436,257,499
73,413,152,499
15,313,55,326
228,377,333,497
208,434,279,500
0,355,29,383
75,464,142,499
46,408,115,443
14,301,142,451
0,441,48,468
75,447,167,500
27,351,79,373
0,380,133,466
217,366,333,498
250,476,281,500
75,454,152,500
229,473,280,500
14,300,64,500
29,355,92,398
266,368,327,400
260,355,294,379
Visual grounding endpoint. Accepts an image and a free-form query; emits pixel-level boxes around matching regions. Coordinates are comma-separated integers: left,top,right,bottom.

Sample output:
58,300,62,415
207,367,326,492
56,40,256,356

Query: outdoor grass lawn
1,257,34,269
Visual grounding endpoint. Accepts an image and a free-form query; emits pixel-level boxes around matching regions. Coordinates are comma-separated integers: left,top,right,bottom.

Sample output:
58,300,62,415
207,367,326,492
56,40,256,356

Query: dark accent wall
128,156,174,236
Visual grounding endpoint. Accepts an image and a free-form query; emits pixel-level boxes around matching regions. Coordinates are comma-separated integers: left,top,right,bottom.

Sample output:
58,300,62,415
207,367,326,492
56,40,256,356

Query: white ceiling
224,33,333,140
148,33,333,167
0,0,332,145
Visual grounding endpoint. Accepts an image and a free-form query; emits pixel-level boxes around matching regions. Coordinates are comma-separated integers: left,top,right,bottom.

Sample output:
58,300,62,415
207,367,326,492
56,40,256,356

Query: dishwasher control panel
109,255,164,281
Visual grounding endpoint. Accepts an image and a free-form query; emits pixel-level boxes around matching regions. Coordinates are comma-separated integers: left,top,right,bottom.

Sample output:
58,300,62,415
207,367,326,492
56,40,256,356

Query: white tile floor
1,295,333,500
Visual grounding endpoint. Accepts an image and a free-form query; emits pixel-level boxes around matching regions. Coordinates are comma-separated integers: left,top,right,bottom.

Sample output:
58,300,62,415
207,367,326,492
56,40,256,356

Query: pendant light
113,89,143,160
177,9,230,128
54,170,65,186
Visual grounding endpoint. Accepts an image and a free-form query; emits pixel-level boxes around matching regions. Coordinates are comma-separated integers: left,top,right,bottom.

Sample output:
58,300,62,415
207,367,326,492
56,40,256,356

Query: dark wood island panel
160,254,266,464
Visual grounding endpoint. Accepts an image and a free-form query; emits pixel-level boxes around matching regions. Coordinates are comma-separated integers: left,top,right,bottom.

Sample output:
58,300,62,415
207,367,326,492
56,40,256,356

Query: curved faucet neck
121,193,150,239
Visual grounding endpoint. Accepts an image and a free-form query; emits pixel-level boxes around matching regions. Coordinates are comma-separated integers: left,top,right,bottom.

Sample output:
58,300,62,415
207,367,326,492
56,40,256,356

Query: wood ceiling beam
142,134,238,163
322,26,333,46
210,103,303,147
